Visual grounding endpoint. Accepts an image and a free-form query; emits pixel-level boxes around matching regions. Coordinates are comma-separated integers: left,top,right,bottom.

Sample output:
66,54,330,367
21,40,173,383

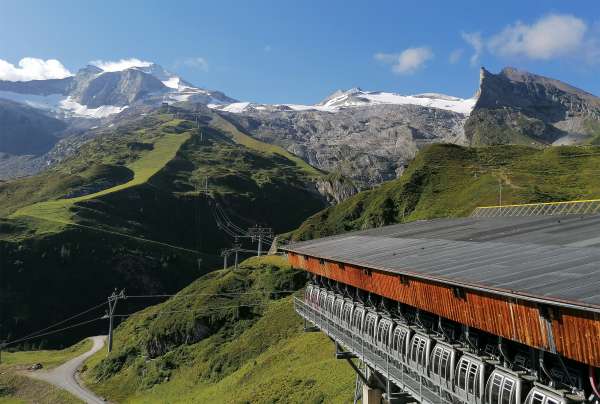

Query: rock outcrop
225,104,468,187
466,67,600,145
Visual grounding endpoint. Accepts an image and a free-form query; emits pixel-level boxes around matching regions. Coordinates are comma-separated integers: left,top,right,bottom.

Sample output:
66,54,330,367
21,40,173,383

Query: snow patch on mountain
59,97,127,118
216,102,252,113
210,88,476,115
316,88,476,114
162,77,181,89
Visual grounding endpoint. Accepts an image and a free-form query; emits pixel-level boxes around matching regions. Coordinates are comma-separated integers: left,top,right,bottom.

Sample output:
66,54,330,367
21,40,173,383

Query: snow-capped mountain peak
0,61,237,119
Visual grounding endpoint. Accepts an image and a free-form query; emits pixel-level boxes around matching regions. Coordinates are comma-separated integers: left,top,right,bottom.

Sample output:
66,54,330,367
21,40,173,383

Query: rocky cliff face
466,67,600,145
314,173,359,204
226,104,468,187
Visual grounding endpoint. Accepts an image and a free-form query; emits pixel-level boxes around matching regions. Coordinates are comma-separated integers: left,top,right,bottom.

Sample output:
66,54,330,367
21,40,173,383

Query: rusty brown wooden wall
288,253,600,367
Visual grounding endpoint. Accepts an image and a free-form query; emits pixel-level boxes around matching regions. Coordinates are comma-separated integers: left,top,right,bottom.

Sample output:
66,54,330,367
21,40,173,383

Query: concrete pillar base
362,384,383,404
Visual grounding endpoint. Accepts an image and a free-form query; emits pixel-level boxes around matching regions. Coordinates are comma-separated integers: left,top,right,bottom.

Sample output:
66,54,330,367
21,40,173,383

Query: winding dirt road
26,335,107,404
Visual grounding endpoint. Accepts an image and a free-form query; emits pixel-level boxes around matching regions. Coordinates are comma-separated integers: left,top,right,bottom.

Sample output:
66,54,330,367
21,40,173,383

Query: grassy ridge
81,256,354,403
290,143,600,240
10,131,191,227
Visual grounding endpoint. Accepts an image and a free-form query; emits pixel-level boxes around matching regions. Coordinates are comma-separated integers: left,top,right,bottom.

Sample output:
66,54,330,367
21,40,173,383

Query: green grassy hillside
81,256,354,403
0,106,327,347
290,143,600,241
11,131,190,226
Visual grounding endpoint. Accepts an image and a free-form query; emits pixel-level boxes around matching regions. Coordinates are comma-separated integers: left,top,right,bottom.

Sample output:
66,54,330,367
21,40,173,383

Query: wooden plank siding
288,252,600,367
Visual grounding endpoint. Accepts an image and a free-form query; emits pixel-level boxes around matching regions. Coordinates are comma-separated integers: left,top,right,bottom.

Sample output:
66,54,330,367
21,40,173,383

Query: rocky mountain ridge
1,64,600,187
466,67,600,146
221,67,600,186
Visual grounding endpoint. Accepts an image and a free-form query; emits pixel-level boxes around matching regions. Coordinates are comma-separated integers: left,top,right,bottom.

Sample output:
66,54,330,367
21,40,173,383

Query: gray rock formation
314,174,360,204
225,104,468,187
466,67,600,145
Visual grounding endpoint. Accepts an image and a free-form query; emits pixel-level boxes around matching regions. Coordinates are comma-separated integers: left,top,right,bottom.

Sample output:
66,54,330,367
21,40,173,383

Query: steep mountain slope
0,105,327,347
81,256,354,403
466,67,600,146
290,143,600,241
224,102,469,186
0,99,66,155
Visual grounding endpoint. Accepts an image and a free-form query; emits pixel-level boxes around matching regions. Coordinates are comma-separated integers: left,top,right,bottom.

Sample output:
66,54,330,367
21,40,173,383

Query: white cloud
462,32,483,66
177,57,209,72
0,57,73,81
449,48,464,64
90,58,153,72
375,47,434,75
488,14,587,60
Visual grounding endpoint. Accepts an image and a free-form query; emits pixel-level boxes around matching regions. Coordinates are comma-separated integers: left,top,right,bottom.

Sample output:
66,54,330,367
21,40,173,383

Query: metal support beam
335,341,357,360
539,304,558,354
346,357,370,387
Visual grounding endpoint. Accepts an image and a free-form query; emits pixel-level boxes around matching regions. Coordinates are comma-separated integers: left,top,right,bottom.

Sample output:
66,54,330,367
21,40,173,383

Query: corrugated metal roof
282,215,600,312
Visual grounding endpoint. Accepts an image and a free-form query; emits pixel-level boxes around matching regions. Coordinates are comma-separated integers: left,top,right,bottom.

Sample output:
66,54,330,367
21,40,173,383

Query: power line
17,215,204,255
125,290,298,299
5,317,103,348
5,301,107,347
2,289,299,349
110,302,275,318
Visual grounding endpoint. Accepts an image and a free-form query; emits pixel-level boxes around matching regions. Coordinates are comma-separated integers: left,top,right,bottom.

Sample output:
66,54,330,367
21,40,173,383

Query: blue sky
1,0,599,104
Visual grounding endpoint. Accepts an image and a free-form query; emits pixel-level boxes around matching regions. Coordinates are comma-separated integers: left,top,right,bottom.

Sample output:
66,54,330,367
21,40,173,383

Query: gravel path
26,335,107,403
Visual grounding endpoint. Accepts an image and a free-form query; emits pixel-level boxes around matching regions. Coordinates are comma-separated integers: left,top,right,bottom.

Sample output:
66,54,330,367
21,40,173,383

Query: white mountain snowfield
209,88,477,115
0,61,476,118
59,97,128,118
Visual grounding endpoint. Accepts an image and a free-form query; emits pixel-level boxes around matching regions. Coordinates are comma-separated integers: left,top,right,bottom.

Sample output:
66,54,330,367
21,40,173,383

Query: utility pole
196,117,204,142
222,241,242,270
220,248,230,269
233,242,241,269
104,289,126,354
0,341,5,364
248,226,274,257
498,178,503,211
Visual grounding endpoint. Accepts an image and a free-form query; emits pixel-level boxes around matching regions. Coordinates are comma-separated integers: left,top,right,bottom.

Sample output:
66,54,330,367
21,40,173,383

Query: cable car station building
282,203,600,404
